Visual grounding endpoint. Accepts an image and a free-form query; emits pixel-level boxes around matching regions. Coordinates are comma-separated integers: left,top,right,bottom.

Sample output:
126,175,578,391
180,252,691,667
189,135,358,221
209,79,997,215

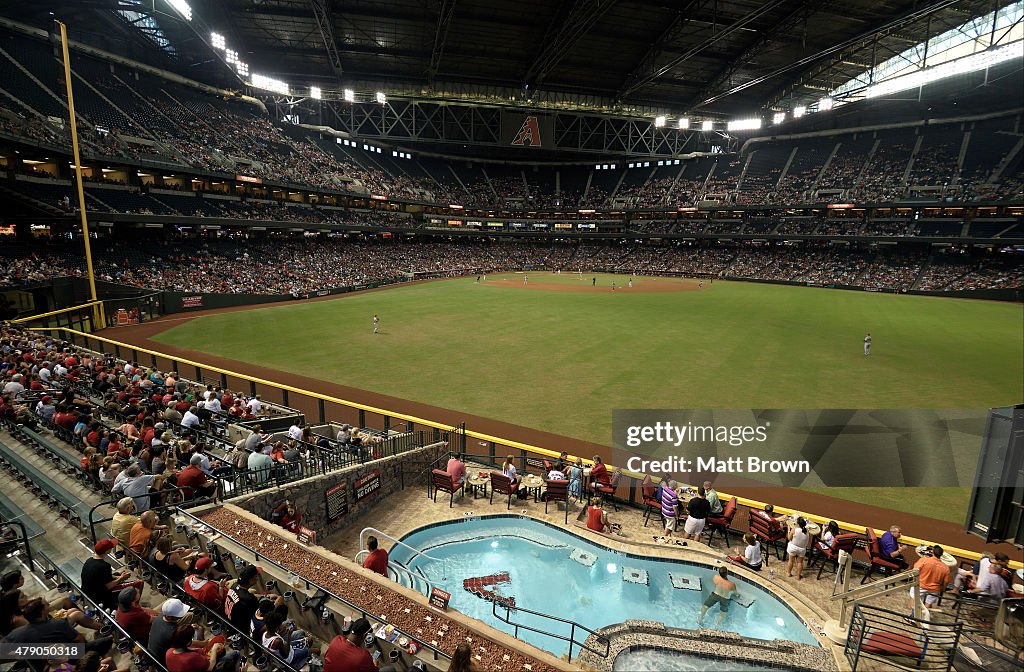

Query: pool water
613,649,785,672
391,516,819,657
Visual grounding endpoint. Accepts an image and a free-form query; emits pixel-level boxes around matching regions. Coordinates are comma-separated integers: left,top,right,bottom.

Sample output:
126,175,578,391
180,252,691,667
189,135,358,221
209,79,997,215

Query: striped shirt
661,486,679,518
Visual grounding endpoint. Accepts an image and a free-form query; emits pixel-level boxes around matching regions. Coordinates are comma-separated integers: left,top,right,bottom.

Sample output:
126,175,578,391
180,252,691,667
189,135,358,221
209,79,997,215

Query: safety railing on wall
174,508,454,666
24,326,1020,570
491,600,611,661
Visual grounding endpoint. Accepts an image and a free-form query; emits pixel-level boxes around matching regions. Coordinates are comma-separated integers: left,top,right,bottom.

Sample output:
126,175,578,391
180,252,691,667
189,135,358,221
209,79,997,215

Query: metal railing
358,527,447,580
32,550,170,672
23,326,1021,570
0,517,35,571
175,509,453,665
87,485,217,543
491,599,610,660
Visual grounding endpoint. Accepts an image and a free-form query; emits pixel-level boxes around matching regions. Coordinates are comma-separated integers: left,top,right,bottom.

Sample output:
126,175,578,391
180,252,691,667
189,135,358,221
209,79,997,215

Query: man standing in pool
698,566,737,627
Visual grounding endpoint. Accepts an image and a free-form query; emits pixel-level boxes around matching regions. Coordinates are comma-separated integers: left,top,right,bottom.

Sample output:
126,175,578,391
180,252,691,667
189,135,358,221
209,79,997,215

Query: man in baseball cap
184,557,229,611
148,598,200,664
80,539,144,610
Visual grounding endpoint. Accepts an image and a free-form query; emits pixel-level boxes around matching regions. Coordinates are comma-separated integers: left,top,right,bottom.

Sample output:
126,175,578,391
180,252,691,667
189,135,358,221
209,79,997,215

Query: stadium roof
9,0,1015,118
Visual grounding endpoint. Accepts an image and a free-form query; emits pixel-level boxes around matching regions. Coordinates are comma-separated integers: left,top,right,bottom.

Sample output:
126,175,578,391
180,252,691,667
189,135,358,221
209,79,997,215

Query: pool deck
318,466,925,671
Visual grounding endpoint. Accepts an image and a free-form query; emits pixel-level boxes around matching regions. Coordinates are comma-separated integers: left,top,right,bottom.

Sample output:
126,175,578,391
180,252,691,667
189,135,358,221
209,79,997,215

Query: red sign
370,194,387,200
236,175,262,184
827,203,856,209
511,116,542,147
354,469,381,502
181,296,203,308
429,587,451,612
296,526,316,545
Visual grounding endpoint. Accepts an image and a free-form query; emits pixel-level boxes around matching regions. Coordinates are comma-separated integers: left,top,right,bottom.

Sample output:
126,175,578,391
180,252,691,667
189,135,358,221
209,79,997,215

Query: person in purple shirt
879,525,908,569
661,480,680,538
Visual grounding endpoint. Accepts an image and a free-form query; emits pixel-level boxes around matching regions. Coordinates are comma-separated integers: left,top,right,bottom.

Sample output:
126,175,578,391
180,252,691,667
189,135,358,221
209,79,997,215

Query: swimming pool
391,516,819,657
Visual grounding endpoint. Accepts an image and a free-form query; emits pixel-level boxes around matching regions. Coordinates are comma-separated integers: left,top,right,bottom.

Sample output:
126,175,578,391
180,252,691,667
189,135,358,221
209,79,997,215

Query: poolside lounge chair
811,532,859,579
594,469,621,511
490,472,518,510
641,475,660,527
862,526,904,583
431,469,464,507
705,496,737,547
542,479,570,523
749,510,787,559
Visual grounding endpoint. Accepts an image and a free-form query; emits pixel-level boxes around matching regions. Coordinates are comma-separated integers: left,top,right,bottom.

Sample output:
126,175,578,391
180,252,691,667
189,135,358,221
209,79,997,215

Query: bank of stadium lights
772,112,786,125
701,120,713,131
167,0,192,21
817,97,834,112
344,89,355,102
251,73,289,95
310,86,321,100
727,118,762,131
224,49,238,65
654,115,666,128
375,92,387,104
793,105,807,118
678,118,689,130
210,32,225,50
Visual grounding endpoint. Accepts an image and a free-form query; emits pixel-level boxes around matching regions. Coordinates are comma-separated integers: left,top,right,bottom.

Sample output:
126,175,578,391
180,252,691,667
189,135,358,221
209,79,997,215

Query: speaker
964,405,1024,548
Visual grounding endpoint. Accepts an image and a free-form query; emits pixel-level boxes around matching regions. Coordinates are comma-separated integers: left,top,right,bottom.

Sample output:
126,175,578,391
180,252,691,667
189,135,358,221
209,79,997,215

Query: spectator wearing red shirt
165,623,228,672
116,586,157,642
590,455,610,487
361,536,389,576
446,455,467,485
183,558,228,612
177,454,213,499
324,618,380,672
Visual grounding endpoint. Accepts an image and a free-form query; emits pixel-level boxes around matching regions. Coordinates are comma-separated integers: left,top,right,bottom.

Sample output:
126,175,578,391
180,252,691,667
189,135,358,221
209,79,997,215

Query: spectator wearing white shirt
3,374,25,398
287,423,303,442
204,396,222,413
38,366,51,383
53,362,67,378
181,407,200,429
246,395,262,414
35,395,55,421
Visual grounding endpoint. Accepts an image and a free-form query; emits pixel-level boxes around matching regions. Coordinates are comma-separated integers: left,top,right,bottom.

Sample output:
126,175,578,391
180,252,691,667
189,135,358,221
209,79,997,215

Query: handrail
0,517,35,571
491,599,610,661
33,549,170,672
10,300,103,324
114,539,304,672
174,508,453,664
358,527,447,580
88,486,218,543
34,326,1021,569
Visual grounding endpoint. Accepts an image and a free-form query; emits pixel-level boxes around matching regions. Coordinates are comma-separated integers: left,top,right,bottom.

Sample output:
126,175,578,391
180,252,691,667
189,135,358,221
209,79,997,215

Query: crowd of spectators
4,236,1021,294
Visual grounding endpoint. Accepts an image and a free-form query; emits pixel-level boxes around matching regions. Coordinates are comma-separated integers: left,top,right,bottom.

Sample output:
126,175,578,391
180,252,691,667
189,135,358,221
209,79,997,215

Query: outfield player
373,314,379,334
523,275,529,286
628,278,633,288
864,332,871,356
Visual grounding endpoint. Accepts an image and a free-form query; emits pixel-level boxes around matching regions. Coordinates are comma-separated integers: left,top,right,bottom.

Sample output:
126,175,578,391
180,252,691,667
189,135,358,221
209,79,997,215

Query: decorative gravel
197,508,561,672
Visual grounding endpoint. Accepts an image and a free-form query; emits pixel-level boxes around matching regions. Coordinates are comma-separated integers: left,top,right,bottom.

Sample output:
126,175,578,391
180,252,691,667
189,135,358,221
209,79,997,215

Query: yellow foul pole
57,20,104,330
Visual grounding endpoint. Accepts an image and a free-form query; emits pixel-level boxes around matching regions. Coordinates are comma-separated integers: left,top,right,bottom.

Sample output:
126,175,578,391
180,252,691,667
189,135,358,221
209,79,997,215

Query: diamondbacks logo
512,116,542,146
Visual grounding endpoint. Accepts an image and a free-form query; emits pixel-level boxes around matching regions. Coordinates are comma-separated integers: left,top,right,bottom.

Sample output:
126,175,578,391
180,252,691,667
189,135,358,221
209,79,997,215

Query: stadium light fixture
772,112,786,125
210,32,225,50
310,86,321,100
793,105,806,118
678,118,689,129
654,115,666,128
375,91,387,104
343,89,355,102
727,118,762,131
235,62,248,77
701,120,713,131
817,97,834,112
224,49,238,64
167,0,192,21
251,73,289,95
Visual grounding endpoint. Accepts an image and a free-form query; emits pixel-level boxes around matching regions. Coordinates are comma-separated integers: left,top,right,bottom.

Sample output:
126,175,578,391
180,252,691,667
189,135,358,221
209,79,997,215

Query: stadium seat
489,472,518,510
705,496,737,547
594,469,621,511
542,479,569,524
640,475,660,527
811,532,859,580
749,510,787,559
862,526,905,583
430,469,463,507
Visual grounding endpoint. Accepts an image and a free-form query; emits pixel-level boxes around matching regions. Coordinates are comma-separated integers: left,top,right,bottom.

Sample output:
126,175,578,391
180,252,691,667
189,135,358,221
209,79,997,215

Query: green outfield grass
152,275,1024,522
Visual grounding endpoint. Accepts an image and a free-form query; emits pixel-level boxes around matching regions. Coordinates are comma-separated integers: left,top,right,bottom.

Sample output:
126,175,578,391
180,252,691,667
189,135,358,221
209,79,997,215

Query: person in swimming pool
698,566,737,627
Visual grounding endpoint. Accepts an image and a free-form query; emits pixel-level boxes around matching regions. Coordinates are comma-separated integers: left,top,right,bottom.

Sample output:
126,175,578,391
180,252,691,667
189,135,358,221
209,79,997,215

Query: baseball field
148,273,1024,522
